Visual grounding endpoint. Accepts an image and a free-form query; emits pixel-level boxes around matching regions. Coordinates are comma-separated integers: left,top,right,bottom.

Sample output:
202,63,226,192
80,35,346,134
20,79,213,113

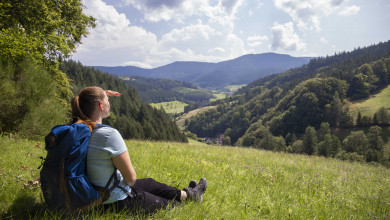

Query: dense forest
0,2,186,143
122,76,214,105
186,41,390,166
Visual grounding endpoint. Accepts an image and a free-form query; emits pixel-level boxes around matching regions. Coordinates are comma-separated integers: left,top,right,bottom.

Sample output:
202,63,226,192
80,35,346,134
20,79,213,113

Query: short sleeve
105,128,128,156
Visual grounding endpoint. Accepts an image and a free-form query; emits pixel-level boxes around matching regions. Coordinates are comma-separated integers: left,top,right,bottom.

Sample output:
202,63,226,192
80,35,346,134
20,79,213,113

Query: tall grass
1,135,389,219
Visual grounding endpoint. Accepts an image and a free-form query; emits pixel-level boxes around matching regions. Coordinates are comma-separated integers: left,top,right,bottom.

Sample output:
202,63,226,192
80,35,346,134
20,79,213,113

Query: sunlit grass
150,101,188,114
1,135,389,219
224,84,246,92
349,85,390,119
210,93,226,102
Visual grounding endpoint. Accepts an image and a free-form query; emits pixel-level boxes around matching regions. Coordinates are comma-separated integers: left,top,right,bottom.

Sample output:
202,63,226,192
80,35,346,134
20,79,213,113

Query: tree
339,110,353,128
317,133,341,157
325,93,343,127
0,0,96,67
356,112,362,126
285,133,297,147
258,131,276,151
350,73,370,100
318,122,330,142
367,126,384,152
316,122,341,157
330,135,341,157
302,126,318,155
360,64,379,91
360,115,372,127
222,136,231,146
318,134,333,157
373,113,378,125
366,126,384,163
274,136,286,152
0,58,68,137
291,140,304,154
342,131,368,157
372,60,388,87
376,107,389,125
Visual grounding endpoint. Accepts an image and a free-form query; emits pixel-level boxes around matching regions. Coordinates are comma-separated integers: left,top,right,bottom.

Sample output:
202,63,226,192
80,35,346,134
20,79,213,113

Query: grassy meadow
349,85,390,119
210,93,226,102
1,135,390,219
150,101,188,114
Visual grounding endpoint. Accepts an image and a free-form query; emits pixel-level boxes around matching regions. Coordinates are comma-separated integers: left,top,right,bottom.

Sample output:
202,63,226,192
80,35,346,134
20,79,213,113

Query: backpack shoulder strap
93,168,122,201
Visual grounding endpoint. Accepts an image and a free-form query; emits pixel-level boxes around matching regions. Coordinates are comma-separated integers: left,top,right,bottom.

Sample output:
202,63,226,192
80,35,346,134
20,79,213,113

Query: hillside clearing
349,85,390,118
176,106,217,129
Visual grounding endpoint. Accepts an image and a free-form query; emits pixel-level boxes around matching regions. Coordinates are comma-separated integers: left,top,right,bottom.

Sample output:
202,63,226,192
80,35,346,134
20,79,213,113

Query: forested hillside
186,41,390,166
60,60,187,142
122,76,213,105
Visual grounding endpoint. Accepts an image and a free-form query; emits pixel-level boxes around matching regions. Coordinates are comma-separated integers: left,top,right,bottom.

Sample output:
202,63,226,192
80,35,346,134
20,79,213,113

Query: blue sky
71,0,390,68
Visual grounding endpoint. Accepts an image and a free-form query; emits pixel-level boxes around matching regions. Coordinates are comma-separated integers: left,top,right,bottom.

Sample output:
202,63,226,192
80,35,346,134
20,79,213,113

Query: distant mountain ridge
93,53,311,89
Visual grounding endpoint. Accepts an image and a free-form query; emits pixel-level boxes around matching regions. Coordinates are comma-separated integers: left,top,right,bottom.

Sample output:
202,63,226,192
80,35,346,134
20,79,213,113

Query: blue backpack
40,123,119,212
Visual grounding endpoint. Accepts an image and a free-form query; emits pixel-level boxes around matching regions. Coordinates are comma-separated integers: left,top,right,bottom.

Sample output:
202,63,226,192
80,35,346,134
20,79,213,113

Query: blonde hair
71,86,105,130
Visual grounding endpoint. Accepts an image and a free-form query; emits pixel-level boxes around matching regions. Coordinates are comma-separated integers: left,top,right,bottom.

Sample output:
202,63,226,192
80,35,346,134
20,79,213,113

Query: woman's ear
98,101,104,110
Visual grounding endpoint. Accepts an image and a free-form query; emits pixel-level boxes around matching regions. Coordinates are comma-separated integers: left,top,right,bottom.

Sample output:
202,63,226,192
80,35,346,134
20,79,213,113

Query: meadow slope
349,85,390,119
0,136,389,219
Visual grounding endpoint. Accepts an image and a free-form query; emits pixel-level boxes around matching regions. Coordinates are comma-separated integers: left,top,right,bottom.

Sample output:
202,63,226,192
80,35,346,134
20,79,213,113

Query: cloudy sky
71,0,390,68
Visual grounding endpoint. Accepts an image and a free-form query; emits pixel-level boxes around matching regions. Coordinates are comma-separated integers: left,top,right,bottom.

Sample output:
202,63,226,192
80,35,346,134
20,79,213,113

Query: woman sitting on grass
71,86,207,214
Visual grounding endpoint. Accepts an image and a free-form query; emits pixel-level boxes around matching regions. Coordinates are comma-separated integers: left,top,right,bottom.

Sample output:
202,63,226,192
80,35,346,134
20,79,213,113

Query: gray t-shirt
87,126,131,204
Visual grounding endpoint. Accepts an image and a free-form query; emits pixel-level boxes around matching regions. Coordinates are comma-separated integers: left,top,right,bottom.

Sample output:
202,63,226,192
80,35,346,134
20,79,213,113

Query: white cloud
123,0,211,22
247,35,268,48
157,17,247,63
338,5,360,16
271,22,305,51
122,0,246,22
247,35,268,42
208,47,226,54
73,0,158,66
273,0,347,31
122,61,153,69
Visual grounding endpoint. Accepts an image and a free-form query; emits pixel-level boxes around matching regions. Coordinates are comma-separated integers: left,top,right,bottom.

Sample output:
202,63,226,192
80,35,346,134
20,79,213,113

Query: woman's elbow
126,172,137,186
130,173,137,186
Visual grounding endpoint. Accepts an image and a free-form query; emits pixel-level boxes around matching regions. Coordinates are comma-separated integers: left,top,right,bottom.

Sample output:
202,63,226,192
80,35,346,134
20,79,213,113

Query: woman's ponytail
71,95,86,122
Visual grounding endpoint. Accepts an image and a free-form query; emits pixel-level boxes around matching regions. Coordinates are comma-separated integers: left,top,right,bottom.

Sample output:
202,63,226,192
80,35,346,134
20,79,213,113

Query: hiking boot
193,178,207,195
188,180,197,188
184,178,207,202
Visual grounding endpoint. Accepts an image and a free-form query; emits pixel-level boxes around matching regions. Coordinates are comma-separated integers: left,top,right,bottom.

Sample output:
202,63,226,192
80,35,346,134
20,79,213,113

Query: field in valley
150,101,188,114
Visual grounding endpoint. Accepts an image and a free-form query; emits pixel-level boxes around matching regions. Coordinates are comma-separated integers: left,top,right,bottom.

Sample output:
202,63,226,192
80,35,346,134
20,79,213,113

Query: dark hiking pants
103,178,182,214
